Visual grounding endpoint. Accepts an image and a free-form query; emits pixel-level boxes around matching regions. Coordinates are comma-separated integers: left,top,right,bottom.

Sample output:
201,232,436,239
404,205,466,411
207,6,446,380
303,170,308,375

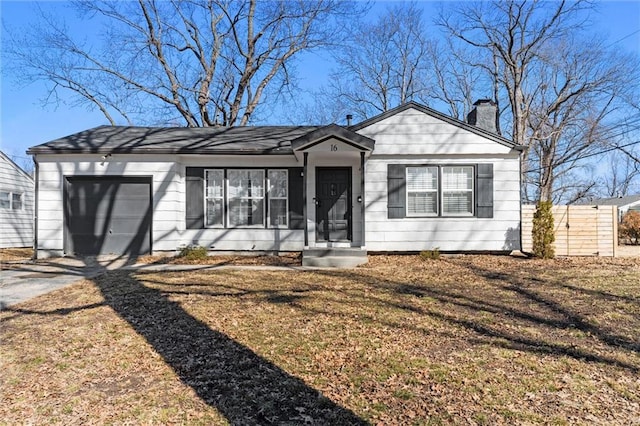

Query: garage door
64,176,152,256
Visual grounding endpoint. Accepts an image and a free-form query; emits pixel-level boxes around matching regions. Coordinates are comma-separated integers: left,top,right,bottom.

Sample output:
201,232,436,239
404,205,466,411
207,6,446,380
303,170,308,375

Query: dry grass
0,248,33,263
2,255,640,425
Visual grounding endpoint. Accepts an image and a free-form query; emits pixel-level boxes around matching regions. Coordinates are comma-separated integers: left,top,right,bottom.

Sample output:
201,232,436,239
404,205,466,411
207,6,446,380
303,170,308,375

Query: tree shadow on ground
91,269,367,425
307,264,640,373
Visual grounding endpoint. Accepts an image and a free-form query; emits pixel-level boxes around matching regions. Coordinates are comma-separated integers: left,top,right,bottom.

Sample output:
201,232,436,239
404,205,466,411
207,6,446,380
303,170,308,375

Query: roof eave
28,147,295,155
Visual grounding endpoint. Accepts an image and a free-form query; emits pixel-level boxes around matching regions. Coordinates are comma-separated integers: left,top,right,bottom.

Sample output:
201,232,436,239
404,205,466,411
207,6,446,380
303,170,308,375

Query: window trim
404,164,476,218
203,168,289,229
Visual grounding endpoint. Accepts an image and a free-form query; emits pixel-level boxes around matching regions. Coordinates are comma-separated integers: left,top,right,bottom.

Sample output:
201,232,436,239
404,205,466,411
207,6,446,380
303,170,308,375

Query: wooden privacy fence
522,205,618,257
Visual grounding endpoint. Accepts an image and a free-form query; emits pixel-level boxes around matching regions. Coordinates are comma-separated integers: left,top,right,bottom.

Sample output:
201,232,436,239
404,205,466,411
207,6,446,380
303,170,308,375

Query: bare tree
600,153,640,198
439,0,640,202
526,35,636,201
323,2,432,121
426,39,486,121
4,0,361,127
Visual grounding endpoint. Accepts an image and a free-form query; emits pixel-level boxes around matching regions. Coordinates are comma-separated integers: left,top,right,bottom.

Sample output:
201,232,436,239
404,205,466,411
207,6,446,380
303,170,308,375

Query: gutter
26,148,295,156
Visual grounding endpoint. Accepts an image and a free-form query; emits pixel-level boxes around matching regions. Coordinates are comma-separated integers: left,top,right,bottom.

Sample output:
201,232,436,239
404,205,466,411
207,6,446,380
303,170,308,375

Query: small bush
420,248,440,260
619,211,640,245
532,201,555,259
177,245,208,260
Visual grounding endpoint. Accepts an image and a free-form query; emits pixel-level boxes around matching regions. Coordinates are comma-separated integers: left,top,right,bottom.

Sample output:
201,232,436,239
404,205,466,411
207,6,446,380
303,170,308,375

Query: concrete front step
302,248,368,268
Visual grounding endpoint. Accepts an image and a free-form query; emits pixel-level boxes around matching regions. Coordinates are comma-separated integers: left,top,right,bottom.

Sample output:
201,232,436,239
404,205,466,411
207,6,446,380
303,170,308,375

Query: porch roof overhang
291,124,375,154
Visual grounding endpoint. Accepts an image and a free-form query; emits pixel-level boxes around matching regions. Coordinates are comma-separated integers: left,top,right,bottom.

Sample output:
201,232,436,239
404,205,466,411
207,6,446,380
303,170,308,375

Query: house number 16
330,144,338,151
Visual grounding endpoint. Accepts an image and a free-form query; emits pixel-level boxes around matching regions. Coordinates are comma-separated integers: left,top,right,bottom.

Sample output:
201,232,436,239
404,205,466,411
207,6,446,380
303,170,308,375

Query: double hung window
228,170,265,227
406,165,474,216
0,191,23,210
268,170,288,228
407,167,438,216
204,169,288,228
205,170,224,226
442,166,473,216
0,191,10,209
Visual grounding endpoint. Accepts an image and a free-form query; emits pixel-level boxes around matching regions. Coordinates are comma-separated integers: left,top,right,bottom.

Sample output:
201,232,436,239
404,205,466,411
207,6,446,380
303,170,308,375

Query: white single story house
0,150,34,249
27,101,524,265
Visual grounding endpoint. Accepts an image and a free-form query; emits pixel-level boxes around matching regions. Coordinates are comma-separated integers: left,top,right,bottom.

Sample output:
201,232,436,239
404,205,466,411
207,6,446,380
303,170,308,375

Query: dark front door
316,168,351,241
64,176,152,256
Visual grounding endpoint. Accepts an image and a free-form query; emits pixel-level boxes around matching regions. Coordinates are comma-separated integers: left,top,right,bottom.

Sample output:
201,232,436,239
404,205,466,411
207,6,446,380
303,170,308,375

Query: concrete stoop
302,248,368,268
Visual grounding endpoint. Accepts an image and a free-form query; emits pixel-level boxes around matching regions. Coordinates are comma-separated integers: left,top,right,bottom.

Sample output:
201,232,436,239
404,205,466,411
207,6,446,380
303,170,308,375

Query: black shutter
476,163,493,218
387,164,406,218
186,167,205,229
288,168,304,229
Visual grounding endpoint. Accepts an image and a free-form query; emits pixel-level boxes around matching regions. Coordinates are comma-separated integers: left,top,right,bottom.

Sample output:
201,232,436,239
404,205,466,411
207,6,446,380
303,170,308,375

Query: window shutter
387,164,406,218
476,164,493,218
186,167,205,229
288,167,304,229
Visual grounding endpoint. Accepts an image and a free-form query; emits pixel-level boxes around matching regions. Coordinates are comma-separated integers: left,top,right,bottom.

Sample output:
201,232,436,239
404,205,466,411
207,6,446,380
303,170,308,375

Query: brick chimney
467,99,498,134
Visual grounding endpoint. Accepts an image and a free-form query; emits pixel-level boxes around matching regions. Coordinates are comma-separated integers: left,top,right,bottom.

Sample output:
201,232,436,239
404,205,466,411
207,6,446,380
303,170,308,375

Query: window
268,170,288,227
0,191,23,210
205,170,224,226
442,166,473,216
0,191,9,209
228,170,265,227
204,169,289,228
407,167,438,216
12,193,23,210
405,165,474,217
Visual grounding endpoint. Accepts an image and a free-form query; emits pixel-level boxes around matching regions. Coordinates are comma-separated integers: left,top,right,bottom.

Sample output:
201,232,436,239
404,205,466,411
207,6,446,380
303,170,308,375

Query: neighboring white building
27,101,524,265
0,150,34,248
580,195,640,222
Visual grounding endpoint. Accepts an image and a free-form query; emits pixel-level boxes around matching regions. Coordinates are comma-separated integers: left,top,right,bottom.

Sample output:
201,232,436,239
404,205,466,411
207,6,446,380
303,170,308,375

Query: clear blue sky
1,1,639,168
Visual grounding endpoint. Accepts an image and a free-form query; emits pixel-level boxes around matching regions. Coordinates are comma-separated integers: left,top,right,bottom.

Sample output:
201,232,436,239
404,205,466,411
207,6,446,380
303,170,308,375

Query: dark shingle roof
27,125,320,155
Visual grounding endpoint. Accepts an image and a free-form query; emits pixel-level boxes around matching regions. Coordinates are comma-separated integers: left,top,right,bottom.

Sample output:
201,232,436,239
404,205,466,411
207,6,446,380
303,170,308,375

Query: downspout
32,156,39,260
303,152,308,248
517,145,527,253
360,151,365,247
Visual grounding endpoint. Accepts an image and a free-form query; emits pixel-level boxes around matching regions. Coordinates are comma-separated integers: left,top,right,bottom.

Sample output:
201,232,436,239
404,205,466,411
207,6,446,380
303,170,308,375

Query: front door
316,168,351,241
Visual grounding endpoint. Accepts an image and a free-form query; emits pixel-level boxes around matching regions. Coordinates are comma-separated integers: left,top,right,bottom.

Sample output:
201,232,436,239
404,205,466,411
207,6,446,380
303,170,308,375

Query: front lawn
1,255,639,424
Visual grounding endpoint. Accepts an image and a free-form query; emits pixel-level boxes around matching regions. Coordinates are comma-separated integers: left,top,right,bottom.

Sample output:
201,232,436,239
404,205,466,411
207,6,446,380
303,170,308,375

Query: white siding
182,148,364,250
357,107,521,252
358,108,514,156
363,157,521,251
35,153,308,256
179,155,304,251
0,153,34,248
33,105,522,256
35,154,181,256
